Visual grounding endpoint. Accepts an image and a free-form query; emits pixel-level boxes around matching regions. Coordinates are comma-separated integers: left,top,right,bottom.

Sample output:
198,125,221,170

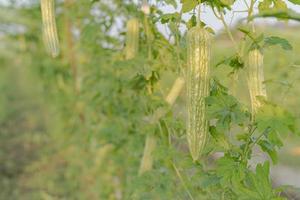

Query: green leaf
209,126,231,150
252,9,300,22
258,140,278,163
238,27,262,43
186,15,197,29
238,27,251,35
216,156,246,186
216,54,244,70
199,174,220,188
220,0,235,6
210,78,228,96
258,0,287,14
264,36,293,50
206,91,248,131
236,133,247,142
249,34,265,50
247,162,275,199
254,34,265,43
267,130,284,148
130,74,148,91
164,0,178,8
274,0,288,11
181,0,199,13
288,0,300,4
256,102,296,137
205,26,215,34
160,12,180,24
238,28,265,50
232,162,282,199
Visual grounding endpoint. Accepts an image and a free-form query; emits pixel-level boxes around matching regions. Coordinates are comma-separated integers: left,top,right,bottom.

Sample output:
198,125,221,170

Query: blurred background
1,0,300,199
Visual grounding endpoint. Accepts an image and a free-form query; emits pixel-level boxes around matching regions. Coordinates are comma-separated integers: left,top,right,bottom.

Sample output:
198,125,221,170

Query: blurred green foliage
1,0,300,199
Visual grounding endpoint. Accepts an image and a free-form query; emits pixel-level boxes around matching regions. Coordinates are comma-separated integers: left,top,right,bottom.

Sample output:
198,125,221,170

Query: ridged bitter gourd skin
247,48,267,117
41,0,60,57
186,26,211,161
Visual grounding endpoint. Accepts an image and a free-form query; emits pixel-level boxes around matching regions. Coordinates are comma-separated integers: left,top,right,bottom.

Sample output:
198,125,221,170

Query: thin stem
249,127,270,149
64,0,79,94
211,6,238,51
230,10,248,26
143,12,154,94
242,126,271,162
233,10,249,13
175,11,184,75
172,163,195,200
211,7,221,20
247,0,256,31
197,4,201,26
164,120,172,146
243,0,250,9
219,11,238,50
213,8,241,95
241,124,257,161
248,0,255,21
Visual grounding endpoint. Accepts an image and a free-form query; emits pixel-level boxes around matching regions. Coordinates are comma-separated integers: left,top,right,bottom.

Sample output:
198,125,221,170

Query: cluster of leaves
199,77,296,199
254,0,300,21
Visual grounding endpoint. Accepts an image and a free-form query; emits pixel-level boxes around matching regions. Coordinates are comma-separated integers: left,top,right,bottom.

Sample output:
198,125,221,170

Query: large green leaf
264,36,293,50
256,102,296,136
181,0,199,13
288,0,300,5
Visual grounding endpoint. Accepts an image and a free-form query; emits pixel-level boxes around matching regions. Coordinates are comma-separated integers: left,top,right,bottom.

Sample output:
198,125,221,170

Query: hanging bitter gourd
139,134,156,175
186,26,211,161
165,77,185,105
247,48,267,117
41,0,60,57
139,77,185,175
125,18,139,60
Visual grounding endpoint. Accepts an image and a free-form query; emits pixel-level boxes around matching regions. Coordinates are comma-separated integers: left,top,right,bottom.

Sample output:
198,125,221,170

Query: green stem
211,6,239,52
172,163,195,200
219,12,238,50
247,0,256,31
143,14,152,61
249,127,270,150
197,3,201,26
175,11,184,74
241,124,256,161
242,126,271,162
243,0,250,9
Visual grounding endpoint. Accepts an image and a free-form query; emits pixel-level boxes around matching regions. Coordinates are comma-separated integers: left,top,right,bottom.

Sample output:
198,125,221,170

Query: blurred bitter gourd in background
125,18,139,60
139,77,185,175
247,48,267,118
186,26,211,161
41,0,60,57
